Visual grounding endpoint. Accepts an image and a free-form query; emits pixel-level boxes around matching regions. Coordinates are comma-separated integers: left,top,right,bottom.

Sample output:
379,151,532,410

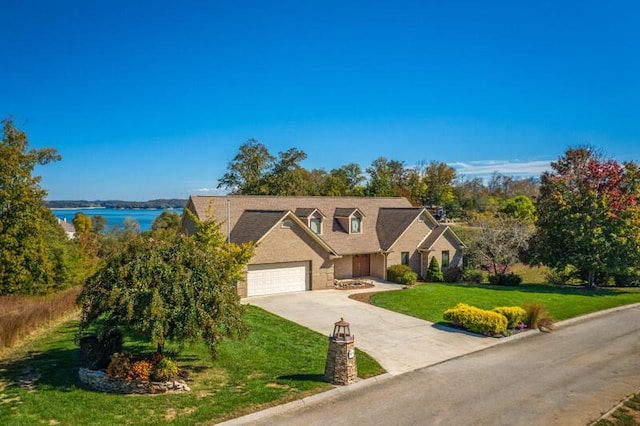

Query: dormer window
350,216,361,234
310,217,322,234
334,208,365,234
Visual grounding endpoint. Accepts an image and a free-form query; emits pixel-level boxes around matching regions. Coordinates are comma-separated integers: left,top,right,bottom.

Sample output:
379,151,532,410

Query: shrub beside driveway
0,306,384,425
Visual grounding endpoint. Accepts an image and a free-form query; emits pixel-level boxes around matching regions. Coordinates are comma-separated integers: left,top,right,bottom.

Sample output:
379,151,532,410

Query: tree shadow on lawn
0,346,82,393
444,283,625,297
277,374,325,382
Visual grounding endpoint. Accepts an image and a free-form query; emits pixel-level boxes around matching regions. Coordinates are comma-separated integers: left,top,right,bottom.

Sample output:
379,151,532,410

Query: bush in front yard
443,266,464,283
425,257,444,282
463,269,487,284
488,272,522,286
443,303,508,335
492,306,527,329
387,264,417,285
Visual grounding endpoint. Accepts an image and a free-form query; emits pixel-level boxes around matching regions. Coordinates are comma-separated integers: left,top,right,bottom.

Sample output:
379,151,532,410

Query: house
58,218,76,239
181,195,465,297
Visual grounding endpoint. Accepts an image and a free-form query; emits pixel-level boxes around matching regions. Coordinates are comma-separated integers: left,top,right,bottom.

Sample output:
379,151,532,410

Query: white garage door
247,262,309,296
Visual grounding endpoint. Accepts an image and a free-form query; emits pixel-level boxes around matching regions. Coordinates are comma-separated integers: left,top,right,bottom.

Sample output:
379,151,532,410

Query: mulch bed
348,292,380,304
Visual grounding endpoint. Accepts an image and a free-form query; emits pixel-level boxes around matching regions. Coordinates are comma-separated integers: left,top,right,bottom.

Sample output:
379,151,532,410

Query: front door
352,254,370,277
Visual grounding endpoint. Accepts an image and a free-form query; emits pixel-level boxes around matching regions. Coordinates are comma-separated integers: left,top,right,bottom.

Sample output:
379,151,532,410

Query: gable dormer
295,207,326,235
334,208,365,234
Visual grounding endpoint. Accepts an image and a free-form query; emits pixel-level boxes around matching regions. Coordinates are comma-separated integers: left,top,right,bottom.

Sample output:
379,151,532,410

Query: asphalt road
247,305,640,426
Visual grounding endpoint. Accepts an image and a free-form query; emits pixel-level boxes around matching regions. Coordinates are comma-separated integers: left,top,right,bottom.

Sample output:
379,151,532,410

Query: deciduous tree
365,157,406,197
529,147,640,287
77,218,254,358
0,118,66,294
218,139,274,194
468,214,533,275
499,195,536,223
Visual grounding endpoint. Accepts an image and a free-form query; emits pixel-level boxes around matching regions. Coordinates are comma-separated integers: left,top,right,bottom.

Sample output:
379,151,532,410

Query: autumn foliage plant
106,352,179,382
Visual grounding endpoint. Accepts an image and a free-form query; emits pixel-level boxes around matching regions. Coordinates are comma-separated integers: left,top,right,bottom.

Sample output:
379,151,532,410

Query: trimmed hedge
387,264,417,285
492,306,527,329
443,303,508,335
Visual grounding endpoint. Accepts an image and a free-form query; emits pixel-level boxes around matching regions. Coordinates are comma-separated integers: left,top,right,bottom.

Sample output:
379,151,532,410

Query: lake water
51,208,183,232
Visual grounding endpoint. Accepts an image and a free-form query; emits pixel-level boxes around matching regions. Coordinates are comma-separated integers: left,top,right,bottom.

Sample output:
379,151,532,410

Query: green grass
0,306,384,425
371,283,640,323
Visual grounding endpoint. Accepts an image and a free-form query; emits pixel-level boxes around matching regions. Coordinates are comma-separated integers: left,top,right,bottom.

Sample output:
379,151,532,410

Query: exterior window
310,217,321,234
401,252,409,266
442,250,450,268
350,217,361,233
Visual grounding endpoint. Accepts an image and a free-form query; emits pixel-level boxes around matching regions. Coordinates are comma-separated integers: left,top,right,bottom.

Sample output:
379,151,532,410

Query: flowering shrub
492,306,527,329
443,303,508,335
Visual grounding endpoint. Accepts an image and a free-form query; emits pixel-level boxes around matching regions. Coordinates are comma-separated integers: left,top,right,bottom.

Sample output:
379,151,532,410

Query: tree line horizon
217,138,540,218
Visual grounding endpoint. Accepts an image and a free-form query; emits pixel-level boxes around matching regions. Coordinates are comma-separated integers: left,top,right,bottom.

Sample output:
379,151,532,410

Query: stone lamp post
324,317,357,385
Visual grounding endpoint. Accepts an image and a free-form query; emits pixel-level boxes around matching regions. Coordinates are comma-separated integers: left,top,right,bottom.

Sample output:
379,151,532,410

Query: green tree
365,157,406,197
0,118,65,295
218,139,274,194
73,212,100,272
499,195,536,223
73,212,93,234
91,215,108,233
77,218,254,358
529,147,640,287
264,147,310,195
423,161,457,206
151,211,181,233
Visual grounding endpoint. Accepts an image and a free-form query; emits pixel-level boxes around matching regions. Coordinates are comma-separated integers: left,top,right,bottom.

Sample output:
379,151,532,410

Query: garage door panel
247,261,309,296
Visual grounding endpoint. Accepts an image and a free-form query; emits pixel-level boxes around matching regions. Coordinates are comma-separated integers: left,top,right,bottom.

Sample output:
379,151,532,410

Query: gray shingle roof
376,208,424,250
231,210,287,245
187,195,416,255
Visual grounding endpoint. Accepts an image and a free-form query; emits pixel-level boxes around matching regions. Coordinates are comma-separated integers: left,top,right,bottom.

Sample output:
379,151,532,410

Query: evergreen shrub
426,257,444,282
488,272,522,286
443,303,508,335
387,264,417,285
492,306,527,329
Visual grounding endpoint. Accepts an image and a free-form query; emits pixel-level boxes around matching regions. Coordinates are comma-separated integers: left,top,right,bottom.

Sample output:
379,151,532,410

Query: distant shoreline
50,207,105,210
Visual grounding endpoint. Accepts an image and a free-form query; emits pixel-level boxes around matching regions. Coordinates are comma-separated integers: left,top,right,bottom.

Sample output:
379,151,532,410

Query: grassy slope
0,306,383,425
371,283,640,323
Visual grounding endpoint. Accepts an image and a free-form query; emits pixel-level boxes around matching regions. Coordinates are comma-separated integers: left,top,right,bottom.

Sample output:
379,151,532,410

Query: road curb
217,373,394,425
217,303,640,425
555,302,640,328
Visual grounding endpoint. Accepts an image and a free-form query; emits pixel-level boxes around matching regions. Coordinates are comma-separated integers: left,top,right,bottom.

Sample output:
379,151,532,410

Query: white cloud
194,187,229,195
451,160,552,178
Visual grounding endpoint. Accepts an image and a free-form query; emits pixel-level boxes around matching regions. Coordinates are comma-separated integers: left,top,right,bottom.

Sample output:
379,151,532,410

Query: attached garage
246,261,310,296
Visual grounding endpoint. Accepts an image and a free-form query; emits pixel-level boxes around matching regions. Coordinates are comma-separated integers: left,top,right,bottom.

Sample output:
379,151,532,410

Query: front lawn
370,283,640,323
0,306,384,425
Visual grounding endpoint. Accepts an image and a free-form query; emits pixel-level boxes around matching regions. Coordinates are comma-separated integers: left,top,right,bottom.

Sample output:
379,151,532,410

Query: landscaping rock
78,368,191,394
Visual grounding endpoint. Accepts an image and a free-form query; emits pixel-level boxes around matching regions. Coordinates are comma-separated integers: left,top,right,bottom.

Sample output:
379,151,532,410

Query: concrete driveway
245,281,518,376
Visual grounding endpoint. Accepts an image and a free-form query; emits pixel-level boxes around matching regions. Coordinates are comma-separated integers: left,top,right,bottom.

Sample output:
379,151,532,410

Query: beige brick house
182,195,465,297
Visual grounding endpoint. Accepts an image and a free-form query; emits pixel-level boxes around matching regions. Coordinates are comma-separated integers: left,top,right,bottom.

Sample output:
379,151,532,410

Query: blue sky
2,1,639,200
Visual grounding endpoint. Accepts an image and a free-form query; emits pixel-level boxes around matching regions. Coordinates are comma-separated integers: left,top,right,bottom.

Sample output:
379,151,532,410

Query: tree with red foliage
528,147,640,287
